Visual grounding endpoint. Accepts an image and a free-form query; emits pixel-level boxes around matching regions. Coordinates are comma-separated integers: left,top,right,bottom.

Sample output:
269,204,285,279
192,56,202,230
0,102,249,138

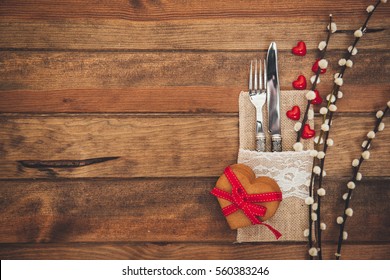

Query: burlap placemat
239,90,313,151
237,90,314,242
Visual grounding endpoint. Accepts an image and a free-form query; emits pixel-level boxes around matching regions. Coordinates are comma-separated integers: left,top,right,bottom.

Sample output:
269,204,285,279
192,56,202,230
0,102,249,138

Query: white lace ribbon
237,149,312,200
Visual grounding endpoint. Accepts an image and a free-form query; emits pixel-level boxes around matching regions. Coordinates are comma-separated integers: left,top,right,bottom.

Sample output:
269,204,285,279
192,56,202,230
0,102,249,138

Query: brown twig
303,15,333,260
307,0,385,259
297,15,333,143
335,104,388,259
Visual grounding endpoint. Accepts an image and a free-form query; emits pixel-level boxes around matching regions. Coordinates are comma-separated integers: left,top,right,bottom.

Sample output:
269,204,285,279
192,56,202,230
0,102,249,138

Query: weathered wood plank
0,51,388,112
0,0,388,262
1,50,386,90
0,114,388,178
1,0,388,21
1,17,389,51
0,87,241,114
0,114,238,178
0,178,388,243
0,86,387,113
0,0,389,51
0,242,389,260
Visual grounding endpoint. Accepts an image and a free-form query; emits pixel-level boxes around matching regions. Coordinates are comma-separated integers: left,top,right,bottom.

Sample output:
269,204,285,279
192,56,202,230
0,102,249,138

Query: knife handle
271,134,282,152
255,133,266,152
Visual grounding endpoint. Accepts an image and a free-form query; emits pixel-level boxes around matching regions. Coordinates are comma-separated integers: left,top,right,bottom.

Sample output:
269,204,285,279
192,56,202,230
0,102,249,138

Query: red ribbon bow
211,166,283,239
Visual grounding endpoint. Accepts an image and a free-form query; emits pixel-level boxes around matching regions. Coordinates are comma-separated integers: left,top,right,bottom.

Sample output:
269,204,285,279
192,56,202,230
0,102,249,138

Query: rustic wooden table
0,0,389,260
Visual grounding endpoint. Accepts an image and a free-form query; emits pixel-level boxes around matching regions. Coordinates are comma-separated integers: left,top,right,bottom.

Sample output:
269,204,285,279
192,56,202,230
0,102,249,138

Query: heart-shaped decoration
292,41,307,56
286,105,301,120
312,59,327,74
311,89,323,105
292,75,307,90
212,164,282,230
301,124,315,139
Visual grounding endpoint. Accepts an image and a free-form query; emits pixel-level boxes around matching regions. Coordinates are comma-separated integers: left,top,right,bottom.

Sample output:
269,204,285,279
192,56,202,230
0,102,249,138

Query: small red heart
301,124,315,139
312,59,327,74
286,105,301,120
292,41,307,56
311,89,323,105
292,75,307,90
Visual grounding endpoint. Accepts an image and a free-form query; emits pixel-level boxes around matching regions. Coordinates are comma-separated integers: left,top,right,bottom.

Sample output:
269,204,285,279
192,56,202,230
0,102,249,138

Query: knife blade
266,42,282,152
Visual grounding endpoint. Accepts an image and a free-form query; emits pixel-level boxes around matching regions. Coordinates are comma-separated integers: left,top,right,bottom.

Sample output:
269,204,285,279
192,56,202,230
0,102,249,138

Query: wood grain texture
1,51,388,90
0,0,389,51
0,114,388,178
1,0,388,20
1,242,389,260
0,0,389,261
1,18,389,51
0,86,388,113
0,178,388,243
0,50,388,113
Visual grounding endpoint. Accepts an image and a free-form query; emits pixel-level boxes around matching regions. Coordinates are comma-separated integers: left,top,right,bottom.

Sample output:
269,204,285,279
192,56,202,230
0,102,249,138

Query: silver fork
249,59,267,152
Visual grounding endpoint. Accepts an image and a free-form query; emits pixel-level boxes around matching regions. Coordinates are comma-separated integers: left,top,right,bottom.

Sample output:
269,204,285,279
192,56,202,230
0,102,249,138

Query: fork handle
255,133,266,152
271,134,282,152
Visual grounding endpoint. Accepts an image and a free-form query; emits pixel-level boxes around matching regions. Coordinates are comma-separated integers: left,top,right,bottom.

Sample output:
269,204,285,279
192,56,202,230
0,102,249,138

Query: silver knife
266,42,282,152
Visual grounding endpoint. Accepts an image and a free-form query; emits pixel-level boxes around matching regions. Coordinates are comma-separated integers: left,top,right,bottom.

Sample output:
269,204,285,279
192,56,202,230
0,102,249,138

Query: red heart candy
311,89,323,105
286,105,301,120
312,59,327,74
292,75,307,90
292,41,307,56
301,124,315,139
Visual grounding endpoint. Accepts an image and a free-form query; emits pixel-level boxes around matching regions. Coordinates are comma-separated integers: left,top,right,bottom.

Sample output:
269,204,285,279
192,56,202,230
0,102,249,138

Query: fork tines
249,59,267,95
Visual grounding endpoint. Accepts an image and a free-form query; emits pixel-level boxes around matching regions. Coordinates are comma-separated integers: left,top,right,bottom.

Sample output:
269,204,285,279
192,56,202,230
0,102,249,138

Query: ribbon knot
211,166,283,239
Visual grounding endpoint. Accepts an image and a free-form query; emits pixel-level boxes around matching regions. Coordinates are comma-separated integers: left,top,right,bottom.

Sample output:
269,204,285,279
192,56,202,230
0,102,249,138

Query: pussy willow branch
296,15,333,143
335,104,388,260
319,0,381,128
304,15,334,260
308,0,384,260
